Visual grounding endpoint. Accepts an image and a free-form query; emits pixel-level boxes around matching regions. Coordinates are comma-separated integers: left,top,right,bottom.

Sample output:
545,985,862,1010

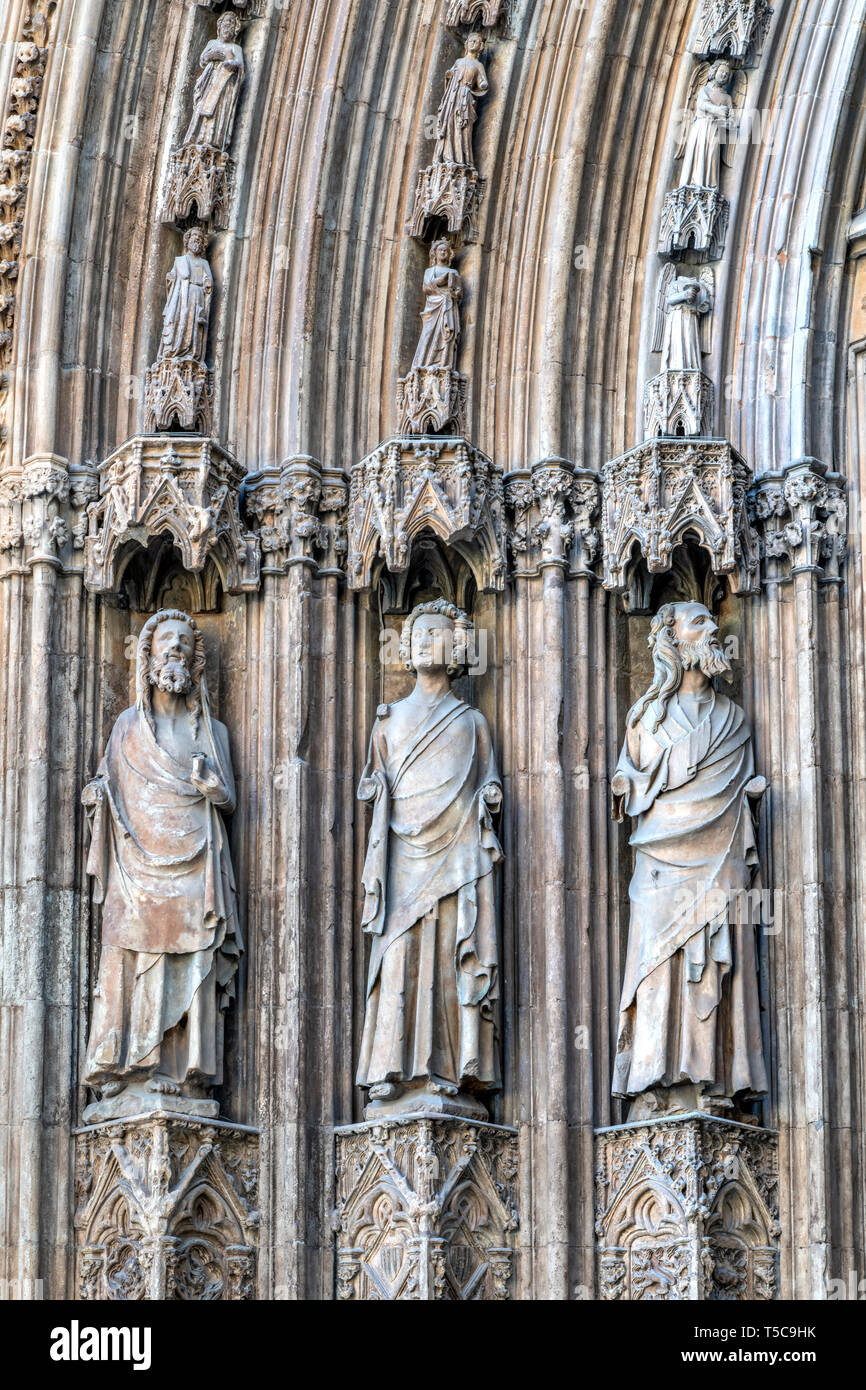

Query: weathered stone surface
595,1115,779,1300
335,1114,518,1300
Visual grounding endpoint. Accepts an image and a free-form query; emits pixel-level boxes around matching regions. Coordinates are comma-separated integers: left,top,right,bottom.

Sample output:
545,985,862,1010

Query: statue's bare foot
369,1082,402,1101
100,1081,126,1099
146,1075,182,1096
428,1076,458,1096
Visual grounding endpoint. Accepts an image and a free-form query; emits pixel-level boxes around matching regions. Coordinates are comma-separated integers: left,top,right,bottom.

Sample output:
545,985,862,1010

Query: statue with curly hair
81,609,240,1119
611,601,768,1118
357,598,503,1119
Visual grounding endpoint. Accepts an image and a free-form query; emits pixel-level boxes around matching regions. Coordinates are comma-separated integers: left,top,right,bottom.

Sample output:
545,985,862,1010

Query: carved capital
335,1115,518,1300
348,435,505,592
750,459,847,582
243,456,349,575
595,1116,779,1301
505,458,600,575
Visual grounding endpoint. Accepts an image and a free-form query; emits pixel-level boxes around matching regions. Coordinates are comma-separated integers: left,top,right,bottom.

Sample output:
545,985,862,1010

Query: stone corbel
443,0,508,28
163,144,235,230
83,434,260,596
505,458,600,578
406,163,486,244
196,0,264,15
659,186,729,262
347,434,506,592
751,459,847,583
644,370,715,438
601,438,760,600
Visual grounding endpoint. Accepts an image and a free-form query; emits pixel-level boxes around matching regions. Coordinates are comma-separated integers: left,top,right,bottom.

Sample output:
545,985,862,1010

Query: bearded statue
611,601,768,1119
81,609,240,1120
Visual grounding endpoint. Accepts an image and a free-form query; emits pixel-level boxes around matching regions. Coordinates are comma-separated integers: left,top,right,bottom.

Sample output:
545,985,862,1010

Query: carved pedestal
348,433,505,590
644,369,715,438
163,144,235,229
83,433,260,594
659,186,729,260
397,365,467,436
145,356,213,434
335,1114,518,1300
595,1115,779,1301
602,437,760,597
74,1112,259,1301
693,0,773,65
406,162,486,242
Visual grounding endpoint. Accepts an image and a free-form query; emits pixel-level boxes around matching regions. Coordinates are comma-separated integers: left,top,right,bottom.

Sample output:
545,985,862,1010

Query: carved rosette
504,458,600,576
443,0,507,27
163,144,235,230
397,365,467,437
145,357,213,435
83,434,260,595
644,370,715,439
602,438,760,598
693,0,774,66
750,458,847,583
406,163,486,243
348,434,505,592
335,1115,518,1301
74,1113,260,1302
243,455,349,575
595,1116,779,1301
659,186,730,261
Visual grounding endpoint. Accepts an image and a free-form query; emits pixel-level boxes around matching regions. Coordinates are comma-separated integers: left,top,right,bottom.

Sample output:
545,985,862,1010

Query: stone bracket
335,1113,518,1300
406,162,486,243
74,1112,260,1301
595,1114,779,1301
443,0,508,28
659,186,730,261
397,365,467,437
693,0,774,67
644,370,715,439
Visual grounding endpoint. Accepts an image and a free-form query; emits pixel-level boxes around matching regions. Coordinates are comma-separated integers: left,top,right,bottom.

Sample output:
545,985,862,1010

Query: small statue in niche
82,609,241,1119
158,225,213,365
434,31,489,167
356,599,503,1118
653,265,714,372
611,602,768,1119
676,60,745,191
411,238,462,372
183,10,245,151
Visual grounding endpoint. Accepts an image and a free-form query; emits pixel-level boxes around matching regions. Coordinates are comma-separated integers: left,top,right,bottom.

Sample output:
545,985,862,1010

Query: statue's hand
191,755,227,801
611,772,629,798
745,775,768,803
480,782,502,812
81,778,104,811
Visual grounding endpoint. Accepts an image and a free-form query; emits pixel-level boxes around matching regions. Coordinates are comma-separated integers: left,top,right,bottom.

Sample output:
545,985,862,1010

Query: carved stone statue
611,602,768,1118
434,33,489,167
82,609,241,1119
677,60,735,190
411,238,462,372
158,226,213,364
183,11,245,151
357,599,503,1118
658,272,712,372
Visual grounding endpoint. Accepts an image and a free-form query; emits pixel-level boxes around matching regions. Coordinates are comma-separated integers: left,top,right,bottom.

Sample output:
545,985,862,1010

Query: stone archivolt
83,434,259,596
595,1117,779,1302
348,435,505,592
335,1116,518,1301
74,1114,259,1302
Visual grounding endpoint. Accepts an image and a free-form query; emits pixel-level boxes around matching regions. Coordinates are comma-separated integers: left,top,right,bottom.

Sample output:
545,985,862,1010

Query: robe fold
435,56,488,166
183,39,244,150
83,703,241,1089
612,690,767,1100
411,267,461,371
356,693,502,1093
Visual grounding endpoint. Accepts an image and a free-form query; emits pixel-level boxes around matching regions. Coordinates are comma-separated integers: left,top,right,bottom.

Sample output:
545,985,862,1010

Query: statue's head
400,598,473,677
136,609,208,735
710,60,731,87
466,33,485,57
183,226,208,258
217,11,242,41
630,600,730,732
429,238,455,267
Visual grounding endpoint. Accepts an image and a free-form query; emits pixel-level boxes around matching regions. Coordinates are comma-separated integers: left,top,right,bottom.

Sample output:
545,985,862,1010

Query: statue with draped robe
659,273,712,372
611,601,768,1119
183,10,245,151
82,609,241,1119
677,60,735,191
157,226,213,364
411,239,462,372
434,32,489,167
356,599,503,1119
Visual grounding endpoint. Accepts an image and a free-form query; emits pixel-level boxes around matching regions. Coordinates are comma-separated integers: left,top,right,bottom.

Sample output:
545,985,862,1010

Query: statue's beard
148,653,192,695
678,637,730,678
